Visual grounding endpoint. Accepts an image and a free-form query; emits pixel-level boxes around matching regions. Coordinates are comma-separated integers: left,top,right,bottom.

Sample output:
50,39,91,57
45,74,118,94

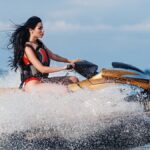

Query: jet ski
68,60,150,91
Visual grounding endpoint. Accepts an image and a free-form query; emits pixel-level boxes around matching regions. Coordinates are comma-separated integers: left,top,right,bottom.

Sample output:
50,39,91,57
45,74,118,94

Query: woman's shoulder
25,42,38,50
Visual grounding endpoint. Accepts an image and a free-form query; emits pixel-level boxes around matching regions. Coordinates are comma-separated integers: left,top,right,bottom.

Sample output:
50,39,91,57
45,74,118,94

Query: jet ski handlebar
66,64,74,70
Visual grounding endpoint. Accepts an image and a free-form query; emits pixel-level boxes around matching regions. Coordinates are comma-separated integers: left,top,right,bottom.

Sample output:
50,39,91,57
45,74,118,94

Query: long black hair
8,16,42,71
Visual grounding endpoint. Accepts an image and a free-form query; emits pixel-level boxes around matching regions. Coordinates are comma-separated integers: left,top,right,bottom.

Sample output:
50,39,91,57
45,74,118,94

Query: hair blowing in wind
8,16,42,71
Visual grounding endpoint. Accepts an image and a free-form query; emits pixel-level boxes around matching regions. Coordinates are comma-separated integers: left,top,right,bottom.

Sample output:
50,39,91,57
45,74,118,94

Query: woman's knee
69,76,79,83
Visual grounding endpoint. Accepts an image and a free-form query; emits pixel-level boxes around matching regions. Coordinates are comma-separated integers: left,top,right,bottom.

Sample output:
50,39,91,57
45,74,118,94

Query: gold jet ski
68,60,150,92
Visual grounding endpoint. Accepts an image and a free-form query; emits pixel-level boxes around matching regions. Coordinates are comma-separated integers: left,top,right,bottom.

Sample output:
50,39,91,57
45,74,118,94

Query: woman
9,16,80,93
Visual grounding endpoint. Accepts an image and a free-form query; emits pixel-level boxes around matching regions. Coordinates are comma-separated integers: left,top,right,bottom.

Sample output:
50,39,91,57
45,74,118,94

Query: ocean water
0,69,150,150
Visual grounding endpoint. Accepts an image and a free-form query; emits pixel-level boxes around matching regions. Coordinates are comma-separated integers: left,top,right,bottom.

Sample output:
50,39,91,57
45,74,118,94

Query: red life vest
19,43,50,88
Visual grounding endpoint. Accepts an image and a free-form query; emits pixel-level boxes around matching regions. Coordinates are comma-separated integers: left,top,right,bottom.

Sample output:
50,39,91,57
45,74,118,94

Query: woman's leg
69,76,79,83
23,76,79,93
43,76,79,85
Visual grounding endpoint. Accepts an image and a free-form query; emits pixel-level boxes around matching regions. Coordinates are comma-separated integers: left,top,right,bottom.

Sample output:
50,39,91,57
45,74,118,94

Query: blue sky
0,0,150,70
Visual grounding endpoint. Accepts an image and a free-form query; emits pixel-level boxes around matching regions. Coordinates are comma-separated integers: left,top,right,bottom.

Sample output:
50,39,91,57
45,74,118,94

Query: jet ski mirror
74,60,98,79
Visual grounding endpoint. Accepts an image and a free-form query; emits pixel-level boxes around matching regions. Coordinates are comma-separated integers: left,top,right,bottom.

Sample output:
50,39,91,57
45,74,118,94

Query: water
0,70,150,150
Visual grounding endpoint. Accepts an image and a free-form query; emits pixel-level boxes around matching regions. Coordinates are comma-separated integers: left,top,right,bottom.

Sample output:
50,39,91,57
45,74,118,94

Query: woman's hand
64,64,74,70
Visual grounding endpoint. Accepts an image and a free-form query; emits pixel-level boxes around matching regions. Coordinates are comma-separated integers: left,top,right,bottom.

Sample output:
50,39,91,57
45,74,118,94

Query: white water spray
0,70,145,142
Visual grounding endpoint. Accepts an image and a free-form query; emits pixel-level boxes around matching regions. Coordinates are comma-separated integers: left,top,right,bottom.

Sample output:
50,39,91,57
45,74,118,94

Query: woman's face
30,22,44,38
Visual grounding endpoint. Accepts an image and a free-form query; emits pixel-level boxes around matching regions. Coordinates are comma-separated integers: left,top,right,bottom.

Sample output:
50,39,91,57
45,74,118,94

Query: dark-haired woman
9,16,80,93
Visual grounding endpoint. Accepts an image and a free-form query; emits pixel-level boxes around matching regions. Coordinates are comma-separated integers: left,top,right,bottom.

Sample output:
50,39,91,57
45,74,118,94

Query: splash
0,70,20,88
0,70,149,149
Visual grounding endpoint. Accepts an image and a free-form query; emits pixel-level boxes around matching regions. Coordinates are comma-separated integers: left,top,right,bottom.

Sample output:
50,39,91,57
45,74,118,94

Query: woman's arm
25,47,67,73
47,49,70,63
47,49,81,64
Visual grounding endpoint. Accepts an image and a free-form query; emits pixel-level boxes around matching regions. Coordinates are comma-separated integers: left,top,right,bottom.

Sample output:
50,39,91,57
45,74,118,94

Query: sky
0,0,150,70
